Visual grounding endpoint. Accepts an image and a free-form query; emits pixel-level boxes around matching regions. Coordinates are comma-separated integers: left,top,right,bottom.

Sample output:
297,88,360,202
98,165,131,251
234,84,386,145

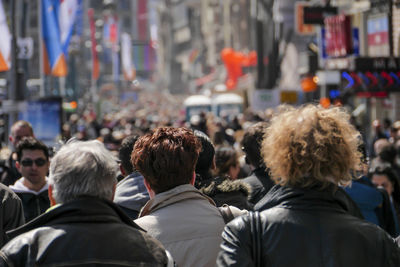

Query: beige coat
135,184,226,267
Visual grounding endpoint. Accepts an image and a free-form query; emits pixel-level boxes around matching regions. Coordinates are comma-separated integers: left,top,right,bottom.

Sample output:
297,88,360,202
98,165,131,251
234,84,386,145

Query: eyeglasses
21,158,47,167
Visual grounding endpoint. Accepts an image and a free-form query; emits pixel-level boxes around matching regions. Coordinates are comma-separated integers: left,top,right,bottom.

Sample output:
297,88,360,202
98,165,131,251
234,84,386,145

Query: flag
88,8,99,80
121,33,136,81
58,0,79,57
0,0,11,72
41,0,67,76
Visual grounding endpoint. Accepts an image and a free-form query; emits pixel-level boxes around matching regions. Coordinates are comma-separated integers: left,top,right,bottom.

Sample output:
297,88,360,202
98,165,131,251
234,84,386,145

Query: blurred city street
0,0,397,156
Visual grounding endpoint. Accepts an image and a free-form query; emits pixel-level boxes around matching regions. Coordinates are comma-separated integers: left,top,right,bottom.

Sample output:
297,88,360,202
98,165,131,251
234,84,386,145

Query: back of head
194,130,215,178
214,146,238,177
378,143,396,164
241,121,268,168
49,140,118,204
16,137,49,161
118,135,140,174
374,138,390,156
132,127,201,194
262,104,361,189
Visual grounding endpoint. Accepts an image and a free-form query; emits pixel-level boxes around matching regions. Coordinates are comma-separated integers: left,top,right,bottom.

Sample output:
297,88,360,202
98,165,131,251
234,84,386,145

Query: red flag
88,8,99,80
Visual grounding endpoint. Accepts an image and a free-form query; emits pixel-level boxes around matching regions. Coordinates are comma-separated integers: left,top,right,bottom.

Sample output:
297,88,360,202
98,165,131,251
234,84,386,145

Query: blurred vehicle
212,93,243,118
183,95,212,121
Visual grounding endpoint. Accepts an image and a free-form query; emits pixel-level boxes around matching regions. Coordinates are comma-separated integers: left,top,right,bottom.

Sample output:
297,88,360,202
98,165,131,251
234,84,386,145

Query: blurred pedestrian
200,146,252,210
217,105,400,266
114,135,149,220
241,122,274,204
369,164,400,232
1,121,34,186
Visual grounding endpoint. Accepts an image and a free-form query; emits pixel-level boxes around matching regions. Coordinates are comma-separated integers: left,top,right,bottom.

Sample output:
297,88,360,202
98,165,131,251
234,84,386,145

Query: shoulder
0,184,20,203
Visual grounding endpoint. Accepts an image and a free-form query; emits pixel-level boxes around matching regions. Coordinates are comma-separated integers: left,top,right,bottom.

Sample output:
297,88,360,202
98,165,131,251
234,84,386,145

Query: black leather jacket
0,197,170,266
217,184,400,267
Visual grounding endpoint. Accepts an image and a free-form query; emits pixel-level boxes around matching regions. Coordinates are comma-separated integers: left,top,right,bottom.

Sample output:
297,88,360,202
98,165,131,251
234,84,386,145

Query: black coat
16,190,50,223
242,167,274,204
0,184,24,247
217,184,400,267
0,197,169,266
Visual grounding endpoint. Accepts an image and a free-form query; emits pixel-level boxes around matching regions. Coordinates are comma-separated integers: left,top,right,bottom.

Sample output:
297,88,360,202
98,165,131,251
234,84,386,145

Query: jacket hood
9,177,48,195
114,172,149,211
200,177,251,197
255,183,364,219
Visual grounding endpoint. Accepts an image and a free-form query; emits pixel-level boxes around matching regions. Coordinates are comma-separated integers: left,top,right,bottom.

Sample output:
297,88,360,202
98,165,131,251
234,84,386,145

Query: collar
139,184,216,217
7,197,144,240
255,183,364,219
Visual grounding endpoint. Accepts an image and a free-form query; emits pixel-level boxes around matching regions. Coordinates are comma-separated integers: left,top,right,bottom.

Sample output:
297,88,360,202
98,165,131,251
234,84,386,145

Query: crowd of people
1,101,400,266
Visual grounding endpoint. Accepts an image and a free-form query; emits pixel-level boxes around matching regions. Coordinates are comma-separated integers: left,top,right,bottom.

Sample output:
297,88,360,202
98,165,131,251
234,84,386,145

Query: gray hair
49,140,118,204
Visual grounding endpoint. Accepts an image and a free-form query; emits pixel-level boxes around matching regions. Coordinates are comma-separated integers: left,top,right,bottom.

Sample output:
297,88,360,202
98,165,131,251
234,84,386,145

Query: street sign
17,37,33,59
295,2,315,35
303,6,337,25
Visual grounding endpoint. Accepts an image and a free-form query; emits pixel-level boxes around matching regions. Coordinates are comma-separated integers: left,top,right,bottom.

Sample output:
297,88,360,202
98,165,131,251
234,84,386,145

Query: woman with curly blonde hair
262,104,362,188
217,105,400,267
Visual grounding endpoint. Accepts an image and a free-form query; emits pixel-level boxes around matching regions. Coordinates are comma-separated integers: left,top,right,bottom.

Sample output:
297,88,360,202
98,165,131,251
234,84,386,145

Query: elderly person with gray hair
0,140,173,266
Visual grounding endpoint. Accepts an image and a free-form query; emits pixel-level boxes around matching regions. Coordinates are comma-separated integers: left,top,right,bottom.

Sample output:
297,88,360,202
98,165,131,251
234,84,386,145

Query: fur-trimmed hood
200,176,252,197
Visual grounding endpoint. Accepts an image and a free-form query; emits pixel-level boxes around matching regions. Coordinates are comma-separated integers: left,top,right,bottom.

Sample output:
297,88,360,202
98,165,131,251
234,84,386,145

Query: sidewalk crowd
1,98,400,266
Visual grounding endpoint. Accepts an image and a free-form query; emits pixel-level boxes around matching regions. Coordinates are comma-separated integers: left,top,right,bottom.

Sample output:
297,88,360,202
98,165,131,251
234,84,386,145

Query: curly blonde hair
262,104,362,188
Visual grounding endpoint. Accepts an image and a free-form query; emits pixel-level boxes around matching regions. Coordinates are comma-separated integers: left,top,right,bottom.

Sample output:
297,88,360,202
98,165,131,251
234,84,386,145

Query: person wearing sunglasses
9,137,50,222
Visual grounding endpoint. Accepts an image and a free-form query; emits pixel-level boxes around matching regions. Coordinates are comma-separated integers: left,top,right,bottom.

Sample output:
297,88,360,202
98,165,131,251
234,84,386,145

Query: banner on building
42,0,78,77
0,0,11,72
88,8,99,81
121,33,136,81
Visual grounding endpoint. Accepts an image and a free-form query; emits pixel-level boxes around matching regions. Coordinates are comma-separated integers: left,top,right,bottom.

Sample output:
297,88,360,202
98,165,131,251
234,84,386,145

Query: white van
212,93,244,118
183,95,212,121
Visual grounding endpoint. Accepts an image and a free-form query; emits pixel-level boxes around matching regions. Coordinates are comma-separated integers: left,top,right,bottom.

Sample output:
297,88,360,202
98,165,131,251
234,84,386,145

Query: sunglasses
21,158,47,167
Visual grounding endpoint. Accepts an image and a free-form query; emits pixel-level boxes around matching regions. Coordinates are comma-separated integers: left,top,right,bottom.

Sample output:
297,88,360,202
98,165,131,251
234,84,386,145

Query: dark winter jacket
9,178,50,223
0,153,20,186
200,176,253,210
217,184,400,267
0,184,24,247
0,197,170,266
242,167,274,204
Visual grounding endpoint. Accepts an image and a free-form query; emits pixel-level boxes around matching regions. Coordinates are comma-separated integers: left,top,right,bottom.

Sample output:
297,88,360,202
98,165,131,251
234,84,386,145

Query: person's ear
48,185,57,206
